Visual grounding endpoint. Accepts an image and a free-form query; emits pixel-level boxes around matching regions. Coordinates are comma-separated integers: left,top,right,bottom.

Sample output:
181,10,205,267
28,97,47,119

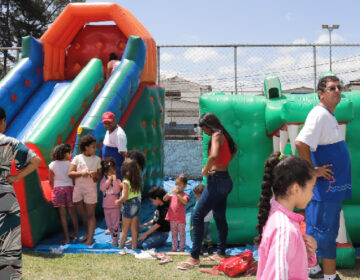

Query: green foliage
0,0,85,78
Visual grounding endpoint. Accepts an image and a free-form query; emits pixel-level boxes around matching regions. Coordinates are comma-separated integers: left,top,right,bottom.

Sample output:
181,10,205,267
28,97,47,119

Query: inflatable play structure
0,3,164,247
200,74,360,267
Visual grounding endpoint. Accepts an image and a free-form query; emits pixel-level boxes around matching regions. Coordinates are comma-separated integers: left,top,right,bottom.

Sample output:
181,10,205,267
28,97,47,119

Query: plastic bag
213,250,256,277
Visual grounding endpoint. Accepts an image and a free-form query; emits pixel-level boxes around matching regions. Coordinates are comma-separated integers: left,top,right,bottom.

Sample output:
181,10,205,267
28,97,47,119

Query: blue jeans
191,171,233,259
137,231,169,250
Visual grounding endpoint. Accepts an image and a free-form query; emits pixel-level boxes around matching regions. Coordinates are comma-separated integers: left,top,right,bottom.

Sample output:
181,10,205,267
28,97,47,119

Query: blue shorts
305,200,342,259
121,196,141,218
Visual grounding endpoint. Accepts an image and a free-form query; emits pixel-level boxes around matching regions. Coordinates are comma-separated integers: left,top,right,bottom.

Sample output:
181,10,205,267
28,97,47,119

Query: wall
164,140,203,179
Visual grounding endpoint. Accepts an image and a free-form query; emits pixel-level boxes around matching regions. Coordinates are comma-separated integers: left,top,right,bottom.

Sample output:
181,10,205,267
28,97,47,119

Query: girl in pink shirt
164,174,190,252
100,157,121,246
255,152,318,280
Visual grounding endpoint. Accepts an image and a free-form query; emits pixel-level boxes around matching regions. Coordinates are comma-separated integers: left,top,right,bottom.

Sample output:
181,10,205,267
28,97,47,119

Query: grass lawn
23,251,360,280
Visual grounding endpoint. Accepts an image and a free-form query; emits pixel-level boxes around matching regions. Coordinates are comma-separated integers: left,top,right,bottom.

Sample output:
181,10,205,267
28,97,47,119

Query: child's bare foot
60,238,71,244
83,238,94,246
69,234,78,240
79,235,88,242
105,229,110,235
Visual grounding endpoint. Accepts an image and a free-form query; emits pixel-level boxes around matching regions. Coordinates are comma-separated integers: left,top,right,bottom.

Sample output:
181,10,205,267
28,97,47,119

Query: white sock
324,274,337,280
308,264,321,274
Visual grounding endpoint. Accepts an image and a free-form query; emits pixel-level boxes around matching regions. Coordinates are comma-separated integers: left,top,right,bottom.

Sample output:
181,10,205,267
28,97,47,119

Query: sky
84,0,360,93
85,0,359,45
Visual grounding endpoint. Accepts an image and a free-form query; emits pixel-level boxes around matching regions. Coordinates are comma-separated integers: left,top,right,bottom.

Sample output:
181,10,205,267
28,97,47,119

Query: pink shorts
73,184,98,204
52,186,74,207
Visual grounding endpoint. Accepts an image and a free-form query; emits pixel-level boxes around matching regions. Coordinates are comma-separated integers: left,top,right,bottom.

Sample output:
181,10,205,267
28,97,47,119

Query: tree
0,0,84,78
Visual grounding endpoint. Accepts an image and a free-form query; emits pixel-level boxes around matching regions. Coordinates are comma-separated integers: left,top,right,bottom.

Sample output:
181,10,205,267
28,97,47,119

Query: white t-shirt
71,154,101,186
103,125,127,152
296,105,344,151
49,160,73,187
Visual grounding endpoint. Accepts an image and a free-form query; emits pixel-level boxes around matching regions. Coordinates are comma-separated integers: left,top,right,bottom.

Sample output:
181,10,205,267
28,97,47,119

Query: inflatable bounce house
0,3,164,247
200,74,360,268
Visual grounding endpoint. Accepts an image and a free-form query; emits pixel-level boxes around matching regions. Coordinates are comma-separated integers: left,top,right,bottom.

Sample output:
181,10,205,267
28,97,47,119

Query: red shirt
165,193,189,224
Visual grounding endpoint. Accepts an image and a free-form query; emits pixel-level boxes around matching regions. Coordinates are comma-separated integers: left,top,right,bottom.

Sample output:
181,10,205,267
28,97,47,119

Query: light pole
322,24,340,71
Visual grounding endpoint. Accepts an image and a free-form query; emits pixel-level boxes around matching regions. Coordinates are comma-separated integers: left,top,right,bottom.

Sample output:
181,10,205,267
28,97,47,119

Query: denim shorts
121,196,141,218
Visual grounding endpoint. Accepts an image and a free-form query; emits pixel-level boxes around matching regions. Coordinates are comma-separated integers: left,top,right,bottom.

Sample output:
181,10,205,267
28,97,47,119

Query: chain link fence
2,45,360,138
158,44,360,137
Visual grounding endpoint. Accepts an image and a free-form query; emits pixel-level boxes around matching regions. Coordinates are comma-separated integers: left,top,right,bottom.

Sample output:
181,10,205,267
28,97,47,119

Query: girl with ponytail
256,152,318,280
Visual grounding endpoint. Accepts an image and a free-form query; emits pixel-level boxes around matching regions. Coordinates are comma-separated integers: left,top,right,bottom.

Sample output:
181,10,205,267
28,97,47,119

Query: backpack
201,250,257,277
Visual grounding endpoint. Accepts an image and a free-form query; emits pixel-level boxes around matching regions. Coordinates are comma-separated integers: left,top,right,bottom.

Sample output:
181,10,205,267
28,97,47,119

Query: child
68,135,102,246
49,144,79,244
255,152,318,280
138,187,170,250
100,157,121,246
115,158,142,249
164,174,190,252
193,184,213,255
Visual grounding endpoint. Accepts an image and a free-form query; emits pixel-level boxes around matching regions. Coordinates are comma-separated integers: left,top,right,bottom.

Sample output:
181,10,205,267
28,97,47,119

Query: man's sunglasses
325,85,342,92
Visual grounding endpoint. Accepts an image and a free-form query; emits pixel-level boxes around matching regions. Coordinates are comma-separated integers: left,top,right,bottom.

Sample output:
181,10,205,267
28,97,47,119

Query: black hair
126,150,146,171
121,158,142,194
0,107,6,121
52,144,72,160
147,186,167,201
176,174,187,185
79,134,96,153
317,75,340,92
101,157,117,176
254,152,315,245
109,53,118,61
199,113,237,156
193,183,205,194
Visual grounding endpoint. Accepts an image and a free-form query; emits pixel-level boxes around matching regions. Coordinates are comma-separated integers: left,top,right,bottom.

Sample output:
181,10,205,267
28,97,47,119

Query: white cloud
218,66,234,75
279,38,309,54
160,52,176,62
267,55,296,70
247,56,263,64
184,48,220,63
315,33,344,44
285,12,292,21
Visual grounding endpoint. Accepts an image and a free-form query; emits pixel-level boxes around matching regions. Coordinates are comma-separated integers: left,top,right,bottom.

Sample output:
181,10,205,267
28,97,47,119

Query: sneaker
308,269,323,279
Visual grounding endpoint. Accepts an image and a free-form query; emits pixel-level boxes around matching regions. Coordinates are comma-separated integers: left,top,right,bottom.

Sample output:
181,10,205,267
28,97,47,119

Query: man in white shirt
102,111,127,179
295,75,351,280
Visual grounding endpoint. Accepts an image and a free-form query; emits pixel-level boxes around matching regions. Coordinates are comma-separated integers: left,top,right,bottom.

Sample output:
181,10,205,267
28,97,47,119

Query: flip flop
203,255,224,262
159,256,173,264
177,261,200,270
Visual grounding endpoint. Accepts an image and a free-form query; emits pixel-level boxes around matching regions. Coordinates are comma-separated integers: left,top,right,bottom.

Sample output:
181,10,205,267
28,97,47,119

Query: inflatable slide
0,3,164,247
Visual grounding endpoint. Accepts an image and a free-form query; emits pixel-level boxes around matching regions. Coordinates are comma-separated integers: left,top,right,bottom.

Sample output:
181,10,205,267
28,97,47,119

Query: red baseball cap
102,112,115,122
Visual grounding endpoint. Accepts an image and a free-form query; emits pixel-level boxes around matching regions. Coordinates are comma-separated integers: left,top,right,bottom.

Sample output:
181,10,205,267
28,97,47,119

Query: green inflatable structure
200,74,359,268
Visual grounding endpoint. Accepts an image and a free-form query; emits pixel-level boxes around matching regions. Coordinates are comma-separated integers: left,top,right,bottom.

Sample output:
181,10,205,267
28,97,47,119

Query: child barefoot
193,184,213,255
100,157,121,246
115,158,142,249
68,135,101,246
49,144,78,244
256,152,318,280
164,174,190,252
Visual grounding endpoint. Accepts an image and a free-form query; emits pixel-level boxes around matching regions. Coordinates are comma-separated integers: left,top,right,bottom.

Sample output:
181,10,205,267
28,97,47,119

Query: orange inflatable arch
40,3,157,83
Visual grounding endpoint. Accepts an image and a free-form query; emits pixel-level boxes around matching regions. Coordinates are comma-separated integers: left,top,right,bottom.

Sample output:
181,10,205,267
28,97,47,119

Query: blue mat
24,178,258,259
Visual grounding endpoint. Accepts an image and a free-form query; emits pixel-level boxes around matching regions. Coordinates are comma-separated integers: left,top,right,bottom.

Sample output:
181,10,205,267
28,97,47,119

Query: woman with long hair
178,112,237,270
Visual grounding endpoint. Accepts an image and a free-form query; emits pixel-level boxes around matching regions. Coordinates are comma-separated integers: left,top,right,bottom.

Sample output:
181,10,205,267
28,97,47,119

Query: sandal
203,254,225,262
177,261,200,270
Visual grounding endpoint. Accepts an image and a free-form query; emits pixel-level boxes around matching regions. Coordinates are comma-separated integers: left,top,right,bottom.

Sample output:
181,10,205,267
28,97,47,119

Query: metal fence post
157,46,160,85
313,45,317,91
234,46,238,95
